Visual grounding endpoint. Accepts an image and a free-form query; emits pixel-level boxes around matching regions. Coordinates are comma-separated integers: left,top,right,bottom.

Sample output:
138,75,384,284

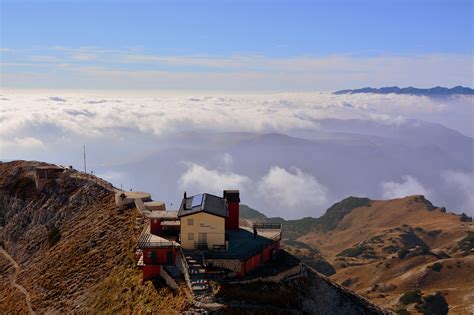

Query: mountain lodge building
135,190,282,286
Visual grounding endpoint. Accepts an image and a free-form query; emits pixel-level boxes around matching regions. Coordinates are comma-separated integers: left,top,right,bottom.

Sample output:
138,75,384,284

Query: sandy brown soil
297,196,474,314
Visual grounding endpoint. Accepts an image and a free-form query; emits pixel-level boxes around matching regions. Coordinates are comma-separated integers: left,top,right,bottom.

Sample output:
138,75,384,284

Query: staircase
175,250,226,312
183,251,211,296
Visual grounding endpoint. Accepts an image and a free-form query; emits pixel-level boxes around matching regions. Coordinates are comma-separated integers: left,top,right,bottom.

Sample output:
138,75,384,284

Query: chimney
224,190,240,231
183,191,187,210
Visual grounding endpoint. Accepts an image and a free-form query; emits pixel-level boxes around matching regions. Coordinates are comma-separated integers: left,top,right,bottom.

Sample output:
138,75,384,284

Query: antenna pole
83,144,87,173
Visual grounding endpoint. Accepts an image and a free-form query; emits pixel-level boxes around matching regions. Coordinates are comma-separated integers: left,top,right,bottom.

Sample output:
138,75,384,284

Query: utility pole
83,144,87,173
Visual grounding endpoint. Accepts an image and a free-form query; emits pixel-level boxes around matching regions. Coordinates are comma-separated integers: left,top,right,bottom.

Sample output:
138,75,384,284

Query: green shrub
341,278,352,287
317,197,371,231
336,245,367,257
417,292,449,315
383,245,399,254
399,290,422,305
456,232,474,254
430,262,443,272
397,248,410,259
48,226,61,247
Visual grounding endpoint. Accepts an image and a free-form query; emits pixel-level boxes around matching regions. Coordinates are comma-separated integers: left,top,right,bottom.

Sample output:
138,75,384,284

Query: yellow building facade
180,212,226,250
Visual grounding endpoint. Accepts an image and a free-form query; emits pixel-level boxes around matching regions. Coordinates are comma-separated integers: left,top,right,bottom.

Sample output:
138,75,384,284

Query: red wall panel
150,218,162,235
143,248,176,265
143,265,161,282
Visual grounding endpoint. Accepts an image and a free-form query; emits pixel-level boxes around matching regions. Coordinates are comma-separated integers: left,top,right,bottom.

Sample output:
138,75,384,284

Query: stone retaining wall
160,267,179,291
204,258,241,273
228,263,303,285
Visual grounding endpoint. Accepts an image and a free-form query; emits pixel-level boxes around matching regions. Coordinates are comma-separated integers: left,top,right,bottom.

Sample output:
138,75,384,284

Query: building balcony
137,225,179,249
252,223,283,241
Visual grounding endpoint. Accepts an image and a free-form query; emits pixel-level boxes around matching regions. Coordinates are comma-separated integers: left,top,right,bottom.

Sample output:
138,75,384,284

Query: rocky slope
0,160,388,314
0,161,189,313
242,196,474,314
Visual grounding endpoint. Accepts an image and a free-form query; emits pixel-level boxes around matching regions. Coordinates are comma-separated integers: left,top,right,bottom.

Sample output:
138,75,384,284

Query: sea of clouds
1,90,473,218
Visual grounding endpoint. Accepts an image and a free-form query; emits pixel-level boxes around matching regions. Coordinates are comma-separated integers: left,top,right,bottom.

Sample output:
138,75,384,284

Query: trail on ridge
0,247,35,315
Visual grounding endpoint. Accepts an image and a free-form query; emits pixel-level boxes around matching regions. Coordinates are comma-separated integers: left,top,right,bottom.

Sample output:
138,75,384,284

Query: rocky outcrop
217,265,388,314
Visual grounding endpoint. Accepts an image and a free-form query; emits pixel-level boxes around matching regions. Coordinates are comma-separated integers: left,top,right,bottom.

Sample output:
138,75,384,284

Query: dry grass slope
0,161,188,314
297,195,474,314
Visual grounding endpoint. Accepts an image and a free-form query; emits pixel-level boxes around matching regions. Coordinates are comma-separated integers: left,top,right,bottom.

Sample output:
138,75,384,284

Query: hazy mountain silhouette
334,86,474,96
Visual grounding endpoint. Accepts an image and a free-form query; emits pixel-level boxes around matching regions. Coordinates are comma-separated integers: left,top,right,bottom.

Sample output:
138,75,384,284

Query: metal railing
194,242,209,250
177,247,192,294
204,244,266,260
137,225,177,249
212,244,227,252
253,223,282,230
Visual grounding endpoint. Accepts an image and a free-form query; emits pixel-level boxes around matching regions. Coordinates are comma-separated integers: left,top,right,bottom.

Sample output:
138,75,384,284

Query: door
166,251,173,265
198,232,208,248
151,250,157,264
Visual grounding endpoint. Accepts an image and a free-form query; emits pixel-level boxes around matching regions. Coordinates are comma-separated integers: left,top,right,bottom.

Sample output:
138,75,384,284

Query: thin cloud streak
1,46,472,90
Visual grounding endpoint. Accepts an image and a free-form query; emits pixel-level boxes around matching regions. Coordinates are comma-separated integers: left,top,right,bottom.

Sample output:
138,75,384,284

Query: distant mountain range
333,86,474,96
97,118,473,219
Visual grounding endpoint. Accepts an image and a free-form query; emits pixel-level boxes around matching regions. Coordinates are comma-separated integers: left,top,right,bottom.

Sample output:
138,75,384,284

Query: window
188,233,194,240
187,218,193,225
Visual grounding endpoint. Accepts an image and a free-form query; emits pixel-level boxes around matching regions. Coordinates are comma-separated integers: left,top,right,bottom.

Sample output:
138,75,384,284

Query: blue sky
1,0,472,90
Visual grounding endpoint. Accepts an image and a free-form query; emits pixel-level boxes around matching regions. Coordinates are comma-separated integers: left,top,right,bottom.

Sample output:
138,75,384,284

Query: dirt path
0,247,35,315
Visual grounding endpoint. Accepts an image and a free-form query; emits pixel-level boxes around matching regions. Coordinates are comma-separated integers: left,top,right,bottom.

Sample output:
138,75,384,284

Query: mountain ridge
333,86,474,96
241,195,474,314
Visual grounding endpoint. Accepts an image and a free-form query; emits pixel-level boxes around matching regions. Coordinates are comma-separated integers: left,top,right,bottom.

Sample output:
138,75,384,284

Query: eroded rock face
0,161,112,263
217,266,388,314
0,161,190,314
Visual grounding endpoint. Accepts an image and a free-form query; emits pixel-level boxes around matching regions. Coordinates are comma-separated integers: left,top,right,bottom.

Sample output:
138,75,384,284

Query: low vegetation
399,290,422,305
429,262,443,272
316,196,371,231
336,244,368,258
416,292,449,315
399,290,448,315
455,231,474,255
240,196,372,239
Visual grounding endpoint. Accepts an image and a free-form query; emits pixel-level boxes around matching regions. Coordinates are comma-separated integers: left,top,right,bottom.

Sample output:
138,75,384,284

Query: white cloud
257,166,328,217
0,137,44,152
178,163,250,196
441,170,474,215
1,46,472,90
0,91,472,161
49,96,67,102
221,153,233,169
382,175,430,199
